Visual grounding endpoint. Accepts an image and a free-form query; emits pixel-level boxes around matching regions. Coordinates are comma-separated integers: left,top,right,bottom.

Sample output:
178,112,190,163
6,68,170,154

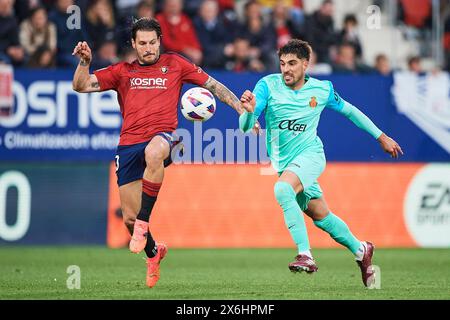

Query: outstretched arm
327,83,403,159
377,132,404,159
72,41,100,93
203,76,260,134
239,90,257,132
337,101,383,139
202,76,244,114
238,78,269,134
333,101,403,159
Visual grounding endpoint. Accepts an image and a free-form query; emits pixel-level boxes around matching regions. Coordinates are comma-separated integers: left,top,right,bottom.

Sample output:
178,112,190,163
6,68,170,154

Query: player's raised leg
128,135,169,255
305,197,375,287
275,171,318,273
134,135,170,288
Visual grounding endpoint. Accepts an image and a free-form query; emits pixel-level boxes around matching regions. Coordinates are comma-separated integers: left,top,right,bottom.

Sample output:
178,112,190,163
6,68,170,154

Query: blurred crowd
0,0,449,74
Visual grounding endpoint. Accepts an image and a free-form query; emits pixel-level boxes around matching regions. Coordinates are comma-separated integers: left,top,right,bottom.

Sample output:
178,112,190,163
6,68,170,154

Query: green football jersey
239,74,382,172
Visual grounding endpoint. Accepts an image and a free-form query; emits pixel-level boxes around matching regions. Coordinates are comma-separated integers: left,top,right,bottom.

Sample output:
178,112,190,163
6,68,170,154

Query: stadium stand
0,0,446,72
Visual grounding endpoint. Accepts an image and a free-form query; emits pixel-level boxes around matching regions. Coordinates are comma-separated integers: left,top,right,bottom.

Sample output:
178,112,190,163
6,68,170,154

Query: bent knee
274,181,296,205
144,147,164,162
144,147,166,168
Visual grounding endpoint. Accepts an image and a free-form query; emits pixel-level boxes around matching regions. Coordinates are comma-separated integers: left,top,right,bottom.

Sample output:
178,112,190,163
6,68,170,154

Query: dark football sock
138,179,161,258
137,193,157,222
144,237,158,258
136,180,161,222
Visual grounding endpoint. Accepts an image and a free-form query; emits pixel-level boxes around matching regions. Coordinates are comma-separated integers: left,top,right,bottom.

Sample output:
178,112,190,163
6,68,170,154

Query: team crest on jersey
161,66,168,74
309,96,318,108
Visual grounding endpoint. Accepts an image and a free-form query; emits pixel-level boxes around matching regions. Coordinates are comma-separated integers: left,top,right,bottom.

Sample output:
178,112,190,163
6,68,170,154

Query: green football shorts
280,148,326,211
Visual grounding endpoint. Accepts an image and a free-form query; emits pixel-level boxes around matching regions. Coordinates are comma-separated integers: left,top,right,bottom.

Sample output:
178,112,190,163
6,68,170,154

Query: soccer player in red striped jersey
72,18,257,288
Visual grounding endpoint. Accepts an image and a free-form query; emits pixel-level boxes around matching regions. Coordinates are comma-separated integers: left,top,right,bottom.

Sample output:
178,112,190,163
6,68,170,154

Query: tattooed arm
203,76,260,133
202,76,245,115
72,41,101,93
73,72,100,93
203,76,261,133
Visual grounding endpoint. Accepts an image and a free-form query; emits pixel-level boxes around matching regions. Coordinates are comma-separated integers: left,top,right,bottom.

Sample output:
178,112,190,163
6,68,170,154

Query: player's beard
283,71,304,88
139,50,160,65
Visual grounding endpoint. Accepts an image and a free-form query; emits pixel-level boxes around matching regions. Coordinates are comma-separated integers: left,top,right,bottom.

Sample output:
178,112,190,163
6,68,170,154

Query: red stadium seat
218,0,234,10
400,0,432,28
444,32,450,50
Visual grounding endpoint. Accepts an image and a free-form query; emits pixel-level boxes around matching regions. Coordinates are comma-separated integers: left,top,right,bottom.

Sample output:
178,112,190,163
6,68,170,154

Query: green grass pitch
0,247,449,300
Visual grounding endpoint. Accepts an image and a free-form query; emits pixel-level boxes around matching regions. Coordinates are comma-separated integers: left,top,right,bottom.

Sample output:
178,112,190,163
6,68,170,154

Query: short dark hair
375,54,387,63
278,39,312,61
131,18,162,40
339,42,355,52
137,0,153,11
245,0,260,9
408,56,420,66
344,13,357,25
29,6,47,19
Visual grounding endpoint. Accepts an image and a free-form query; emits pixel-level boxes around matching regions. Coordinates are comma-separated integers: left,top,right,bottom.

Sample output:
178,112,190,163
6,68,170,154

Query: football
180,87,216,121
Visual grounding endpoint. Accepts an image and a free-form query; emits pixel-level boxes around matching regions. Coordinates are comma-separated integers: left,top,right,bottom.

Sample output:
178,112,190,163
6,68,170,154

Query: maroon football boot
356,241,376,287
288,254,318,274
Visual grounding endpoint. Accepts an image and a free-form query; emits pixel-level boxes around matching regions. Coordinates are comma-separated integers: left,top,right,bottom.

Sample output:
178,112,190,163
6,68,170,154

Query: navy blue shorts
115,132,183,186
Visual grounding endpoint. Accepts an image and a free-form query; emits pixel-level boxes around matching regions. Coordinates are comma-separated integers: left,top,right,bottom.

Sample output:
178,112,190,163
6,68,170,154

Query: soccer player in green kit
239,40,403,287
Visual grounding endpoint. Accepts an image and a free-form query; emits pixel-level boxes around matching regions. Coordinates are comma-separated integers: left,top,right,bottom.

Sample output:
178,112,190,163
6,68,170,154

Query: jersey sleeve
239,78,269,133
326,81,382,139
253,78,269,118
325,81,345,112
177,54,209,86
93,63,122,91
